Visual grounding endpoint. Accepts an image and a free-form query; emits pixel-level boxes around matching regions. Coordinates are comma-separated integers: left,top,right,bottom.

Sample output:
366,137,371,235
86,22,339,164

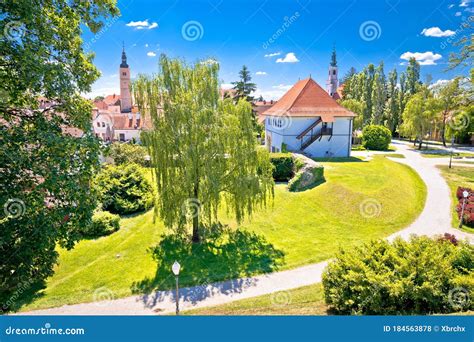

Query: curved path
19,141,473,315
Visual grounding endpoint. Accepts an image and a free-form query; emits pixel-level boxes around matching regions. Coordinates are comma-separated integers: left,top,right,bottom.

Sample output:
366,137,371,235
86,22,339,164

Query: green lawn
184,283,328,315
437,165,474,233
411,147,474,159
20,156,426,312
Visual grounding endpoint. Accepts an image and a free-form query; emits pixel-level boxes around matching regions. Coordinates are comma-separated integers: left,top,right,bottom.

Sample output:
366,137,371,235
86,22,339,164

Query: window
96,122,100,127
128,119,133,127
122,72,126,76
102,122,105,127
119,133,125,141
333,70,336,75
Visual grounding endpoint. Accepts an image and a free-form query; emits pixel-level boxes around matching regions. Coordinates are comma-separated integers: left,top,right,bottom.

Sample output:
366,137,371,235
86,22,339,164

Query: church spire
330,45,337,67
120,42,129,68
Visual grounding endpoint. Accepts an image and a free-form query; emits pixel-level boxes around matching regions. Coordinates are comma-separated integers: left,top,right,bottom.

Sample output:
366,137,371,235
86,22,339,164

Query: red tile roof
263,78,355,122
103,94,121,106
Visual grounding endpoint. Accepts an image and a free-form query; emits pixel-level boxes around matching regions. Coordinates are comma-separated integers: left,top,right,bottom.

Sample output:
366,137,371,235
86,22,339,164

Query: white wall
265,116,352,157
114,129,141,142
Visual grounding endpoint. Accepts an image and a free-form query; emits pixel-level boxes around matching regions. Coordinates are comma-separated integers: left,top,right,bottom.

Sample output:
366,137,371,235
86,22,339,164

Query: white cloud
147,51,157,57
255,71,267,75
421,27,455,37
264,52,281,57
400,51,442,65
455,11,462,15
430,79,450,88
252,84,292,101
145,43,149,48
126,19,159,30
448,4,455,8
221,83,233,90
276,52,299,63
459,0,470,7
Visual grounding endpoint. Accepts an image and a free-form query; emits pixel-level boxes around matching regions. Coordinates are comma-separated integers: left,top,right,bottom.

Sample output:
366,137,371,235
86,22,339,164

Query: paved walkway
19,141,473,315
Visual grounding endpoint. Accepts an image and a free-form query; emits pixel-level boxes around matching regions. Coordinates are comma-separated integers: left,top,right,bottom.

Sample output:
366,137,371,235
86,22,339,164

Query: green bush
322,236,473,314
106,142,150,167
288,164,324,192
95,163,154,215
83,211,120,238
270,153,294,181
362,125,391,150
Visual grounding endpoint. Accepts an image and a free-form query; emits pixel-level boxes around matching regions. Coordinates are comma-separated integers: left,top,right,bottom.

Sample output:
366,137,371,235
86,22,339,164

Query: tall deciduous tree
400,87,440,149
385,69,399,135
0,0,118,307
435,78,462,146
232,65,257,102
371,62,386,125
133,56,274,243
405,57,421,95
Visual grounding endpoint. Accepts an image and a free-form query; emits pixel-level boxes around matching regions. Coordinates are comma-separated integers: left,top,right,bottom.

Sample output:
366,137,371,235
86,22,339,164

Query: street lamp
449,136,455,169
172,261,181,315
459,190,469,228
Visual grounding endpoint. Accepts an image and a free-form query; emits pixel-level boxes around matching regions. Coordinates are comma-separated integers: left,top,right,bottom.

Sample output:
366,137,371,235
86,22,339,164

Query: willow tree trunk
192,183,200,243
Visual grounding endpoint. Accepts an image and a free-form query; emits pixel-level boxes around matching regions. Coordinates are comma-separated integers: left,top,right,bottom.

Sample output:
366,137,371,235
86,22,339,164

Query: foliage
432,78,462,146
270,153,294,181
288,164,324,192
339,99,365,130
106,142,150,167
448,20,473,70
82,211,120,238
95,163,154,215
362,125,391,150
399,87,440,149
384,69,400,134
133,55,274,242
232,65,257,102
322,236,474,314
0,0,118,308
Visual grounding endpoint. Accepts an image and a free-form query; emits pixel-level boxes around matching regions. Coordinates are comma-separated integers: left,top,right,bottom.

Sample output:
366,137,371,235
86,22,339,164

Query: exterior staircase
296,118,333,150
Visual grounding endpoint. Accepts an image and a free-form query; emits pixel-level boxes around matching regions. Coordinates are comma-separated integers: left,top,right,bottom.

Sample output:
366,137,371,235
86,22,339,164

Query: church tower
326,47,338,98
119,44,132,113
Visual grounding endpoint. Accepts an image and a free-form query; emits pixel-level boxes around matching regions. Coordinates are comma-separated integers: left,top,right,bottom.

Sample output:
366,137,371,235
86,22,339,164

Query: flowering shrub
456,187,474,227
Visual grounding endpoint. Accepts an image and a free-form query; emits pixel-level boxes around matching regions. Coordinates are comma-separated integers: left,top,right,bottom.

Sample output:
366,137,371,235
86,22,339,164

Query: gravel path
19,141,473,315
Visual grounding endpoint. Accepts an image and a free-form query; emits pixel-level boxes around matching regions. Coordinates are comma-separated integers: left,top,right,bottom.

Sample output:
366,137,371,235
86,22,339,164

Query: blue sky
84,0,473,100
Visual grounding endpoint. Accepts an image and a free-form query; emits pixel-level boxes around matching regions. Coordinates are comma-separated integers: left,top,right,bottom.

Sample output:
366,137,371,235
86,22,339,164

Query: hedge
362,125,391,150
95,163,154,215
83,211,120,238
270,153,294,181
456,187,474,227
322,236,473,315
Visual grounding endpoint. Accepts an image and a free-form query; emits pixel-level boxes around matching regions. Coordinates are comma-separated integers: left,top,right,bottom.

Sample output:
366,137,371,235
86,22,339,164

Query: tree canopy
133,55,274,242
0,0,119,309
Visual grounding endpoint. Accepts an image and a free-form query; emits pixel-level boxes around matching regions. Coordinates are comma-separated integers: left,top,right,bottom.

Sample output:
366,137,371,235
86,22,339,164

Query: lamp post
459,190,469,228
449,136,455,169
172,261,181,315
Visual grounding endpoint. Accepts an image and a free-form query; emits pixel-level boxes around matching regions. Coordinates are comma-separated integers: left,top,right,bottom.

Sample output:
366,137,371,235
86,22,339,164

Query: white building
263,77,356,157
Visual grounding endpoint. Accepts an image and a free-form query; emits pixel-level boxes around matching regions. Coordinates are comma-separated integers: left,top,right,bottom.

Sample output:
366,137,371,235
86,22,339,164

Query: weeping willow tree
133,55,274,242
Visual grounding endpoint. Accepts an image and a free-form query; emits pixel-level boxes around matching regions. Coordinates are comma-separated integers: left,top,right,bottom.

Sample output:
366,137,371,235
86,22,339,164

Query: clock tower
119,45,132,112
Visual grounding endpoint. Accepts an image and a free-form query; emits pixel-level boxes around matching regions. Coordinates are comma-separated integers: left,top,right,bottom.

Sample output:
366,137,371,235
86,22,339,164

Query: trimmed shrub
83,211,120,238
95,163,154,215
322,236,474,314
106,142,150,167
362,125,391,150
456,187,474,227
270,153,294,181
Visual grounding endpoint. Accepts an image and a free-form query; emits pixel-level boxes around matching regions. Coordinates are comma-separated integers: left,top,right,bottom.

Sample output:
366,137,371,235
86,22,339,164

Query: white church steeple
119,43,132,113
326,46,338,98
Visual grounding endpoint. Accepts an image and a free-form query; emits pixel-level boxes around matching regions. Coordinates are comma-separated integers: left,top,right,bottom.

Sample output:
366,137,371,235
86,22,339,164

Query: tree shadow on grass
312,156,366,163
131,224,285,307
